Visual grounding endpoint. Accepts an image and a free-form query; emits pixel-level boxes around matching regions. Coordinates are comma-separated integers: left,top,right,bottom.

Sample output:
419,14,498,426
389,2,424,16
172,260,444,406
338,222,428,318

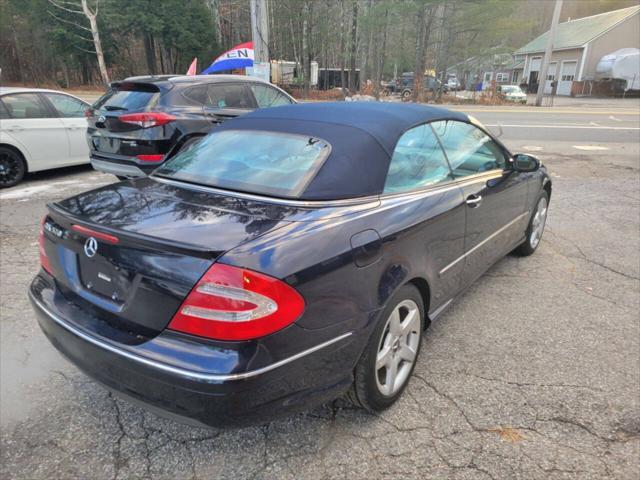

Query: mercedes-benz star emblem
97,115,106,123
84,237,98,258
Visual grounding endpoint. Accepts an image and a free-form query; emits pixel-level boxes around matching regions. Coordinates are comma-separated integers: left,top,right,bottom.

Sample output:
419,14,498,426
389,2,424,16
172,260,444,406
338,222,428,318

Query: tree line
0,0,634,95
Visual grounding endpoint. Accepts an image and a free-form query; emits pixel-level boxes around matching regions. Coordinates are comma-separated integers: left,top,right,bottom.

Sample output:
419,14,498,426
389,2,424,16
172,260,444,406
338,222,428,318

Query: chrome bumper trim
91,158,146,178
30,292,352,382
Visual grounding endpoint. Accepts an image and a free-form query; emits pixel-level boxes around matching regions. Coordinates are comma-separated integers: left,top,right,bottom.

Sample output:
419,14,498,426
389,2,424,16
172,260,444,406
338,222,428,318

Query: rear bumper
30,274,360,427
90,153,161,178
91,157,147,178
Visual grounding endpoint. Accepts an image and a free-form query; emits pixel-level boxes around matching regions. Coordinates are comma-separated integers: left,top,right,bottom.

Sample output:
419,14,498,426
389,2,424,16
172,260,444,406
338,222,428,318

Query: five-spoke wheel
514,191,549,256
0,147,26,188
375,299,421,397
349,284,424,411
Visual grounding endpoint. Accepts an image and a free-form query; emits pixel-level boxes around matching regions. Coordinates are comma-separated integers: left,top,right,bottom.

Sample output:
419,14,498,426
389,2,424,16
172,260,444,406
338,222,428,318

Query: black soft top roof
216,102,470,200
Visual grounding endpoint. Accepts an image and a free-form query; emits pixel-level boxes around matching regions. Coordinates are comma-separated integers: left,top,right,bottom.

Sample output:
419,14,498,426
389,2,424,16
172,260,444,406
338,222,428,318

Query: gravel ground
1,134,639,479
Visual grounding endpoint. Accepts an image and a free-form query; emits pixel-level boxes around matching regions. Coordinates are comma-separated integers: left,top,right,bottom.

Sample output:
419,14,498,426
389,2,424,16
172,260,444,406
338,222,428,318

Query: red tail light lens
39,216,53,275
119,112,176,128
84,108,94,118
136,154,165,162
71,224,119,244
168,264,305,341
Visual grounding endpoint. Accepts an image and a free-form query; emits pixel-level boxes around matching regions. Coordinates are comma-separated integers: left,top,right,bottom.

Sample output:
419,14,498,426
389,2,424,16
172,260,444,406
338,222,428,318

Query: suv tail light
168,264,305,341
136,154,165,162
119,112,176,128
39,216,53,275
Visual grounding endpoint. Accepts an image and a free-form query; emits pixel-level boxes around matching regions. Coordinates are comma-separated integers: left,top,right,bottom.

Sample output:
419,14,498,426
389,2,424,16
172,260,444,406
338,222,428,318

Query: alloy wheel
529,197,548,249
375,299,421,396
0,151,23,187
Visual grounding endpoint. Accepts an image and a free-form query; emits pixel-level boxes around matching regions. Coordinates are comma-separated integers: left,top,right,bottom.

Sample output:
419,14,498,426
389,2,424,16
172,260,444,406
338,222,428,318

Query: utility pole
250,0,269,63
535,0,563,106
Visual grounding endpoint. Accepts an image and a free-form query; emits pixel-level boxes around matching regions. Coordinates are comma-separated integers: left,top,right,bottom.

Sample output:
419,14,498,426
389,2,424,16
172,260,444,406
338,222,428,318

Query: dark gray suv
86,75,295,178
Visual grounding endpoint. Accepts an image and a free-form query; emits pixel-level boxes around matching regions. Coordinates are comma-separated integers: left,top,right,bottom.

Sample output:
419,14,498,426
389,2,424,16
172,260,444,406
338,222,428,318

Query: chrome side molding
30,292,353,383
439,211,529,276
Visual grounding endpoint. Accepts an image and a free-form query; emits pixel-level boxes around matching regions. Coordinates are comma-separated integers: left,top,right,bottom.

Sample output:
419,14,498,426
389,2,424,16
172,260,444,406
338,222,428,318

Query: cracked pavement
1,108,639,479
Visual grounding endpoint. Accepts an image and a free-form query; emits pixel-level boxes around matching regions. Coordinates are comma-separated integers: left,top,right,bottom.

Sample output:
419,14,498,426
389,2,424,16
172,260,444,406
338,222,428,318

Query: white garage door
529,57,541,72
557,61,577,95
544,62,557,94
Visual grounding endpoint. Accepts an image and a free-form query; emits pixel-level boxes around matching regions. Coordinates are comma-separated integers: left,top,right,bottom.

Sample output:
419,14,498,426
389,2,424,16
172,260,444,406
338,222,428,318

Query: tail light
39,216,53,275
136,154,165,162
84,108,94,118
71,224,119,244
119,112,176,128
167,264,305,341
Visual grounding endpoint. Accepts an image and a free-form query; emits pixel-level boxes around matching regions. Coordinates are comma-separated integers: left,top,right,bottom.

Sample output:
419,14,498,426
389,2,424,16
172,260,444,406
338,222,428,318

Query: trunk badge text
44,222,64,238
84,237,98,258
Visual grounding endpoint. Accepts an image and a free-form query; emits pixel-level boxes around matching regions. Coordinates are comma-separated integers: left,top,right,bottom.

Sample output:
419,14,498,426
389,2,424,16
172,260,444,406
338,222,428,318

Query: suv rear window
93,85,159,112
155,130,331,198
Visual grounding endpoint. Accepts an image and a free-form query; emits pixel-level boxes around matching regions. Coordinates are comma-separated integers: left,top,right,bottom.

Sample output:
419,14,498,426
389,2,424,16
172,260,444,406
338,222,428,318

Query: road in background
1,105,639,480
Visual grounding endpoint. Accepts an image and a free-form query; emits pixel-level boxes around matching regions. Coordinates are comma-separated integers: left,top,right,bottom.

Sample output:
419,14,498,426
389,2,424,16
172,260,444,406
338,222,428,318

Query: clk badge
84,237,98,258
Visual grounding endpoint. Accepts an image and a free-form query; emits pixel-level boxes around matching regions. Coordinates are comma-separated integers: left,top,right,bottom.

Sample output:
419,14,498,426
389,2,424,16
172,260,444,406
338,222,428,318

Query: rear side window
44,93,87,118
184,85,208,104
250,84,292,107
432,121,507,177
206,84,256,109
93,87,158,112
156,129,330,198
1,93,50,119
384,124,452,193
0,100,11,119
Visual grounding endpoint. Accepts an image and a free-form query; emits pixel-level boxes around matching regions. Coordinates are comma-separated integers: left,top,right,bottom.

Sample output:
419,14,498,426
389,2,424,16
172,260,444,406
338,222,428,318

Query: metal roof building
515,5,639,95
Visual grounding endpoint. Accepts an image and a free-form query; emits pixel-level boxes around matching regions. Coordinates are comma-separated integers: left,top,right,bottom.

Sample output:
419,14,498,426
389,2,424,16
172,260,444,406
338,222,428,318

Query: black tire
348,284,425,411
513,191,549,257
0,147,26,188
401,90,412,101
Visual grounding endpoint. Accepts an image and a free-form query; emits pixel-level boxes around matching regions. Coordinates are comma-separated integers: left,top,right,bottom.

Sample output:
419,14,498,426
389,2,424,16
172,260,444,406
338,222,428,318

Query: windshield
155,130,331,198
501,86,522,94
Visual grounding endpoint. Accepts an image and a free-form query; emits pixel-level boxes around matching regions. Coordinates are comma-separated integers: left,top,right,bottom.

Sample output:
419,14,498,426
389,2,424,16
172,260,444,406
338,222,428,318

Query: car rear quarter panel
219,186,466,333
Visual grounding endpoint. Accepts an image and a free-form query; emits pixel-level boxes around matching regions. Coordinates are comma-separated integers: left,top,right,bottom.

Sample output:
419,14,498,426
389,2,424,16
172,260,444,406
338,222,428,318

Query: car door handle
466,194,482,207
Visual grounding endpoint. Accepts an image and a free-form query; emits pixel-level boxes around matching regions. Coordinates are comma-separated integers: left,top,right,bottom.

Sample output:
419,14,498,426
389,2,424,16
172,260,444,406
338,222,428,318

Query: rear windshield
93,85,159,112
155,130,331,198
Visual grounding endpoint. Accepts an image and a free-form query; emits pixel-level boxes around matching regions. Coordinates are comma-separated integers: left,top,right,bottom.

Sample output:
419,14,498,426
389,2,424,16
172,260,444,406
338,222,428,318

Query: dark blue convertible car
30,102,551,426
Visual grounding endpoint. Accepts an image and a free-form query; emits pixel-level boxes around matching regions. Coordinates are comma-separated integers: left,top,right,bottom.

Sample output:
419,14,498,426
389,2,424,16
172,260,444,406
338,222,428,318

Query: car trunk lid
41,177,297,339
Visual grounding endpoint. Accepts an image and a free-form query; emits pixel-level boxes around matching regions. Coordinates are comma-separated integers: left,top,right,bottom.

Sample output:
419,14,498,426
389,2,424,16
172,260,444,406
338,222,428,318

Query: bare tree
207,0,224,46
81,0,109,84
373,5,390,99
348,0,358,93
339,0,347,93
47,0,109,84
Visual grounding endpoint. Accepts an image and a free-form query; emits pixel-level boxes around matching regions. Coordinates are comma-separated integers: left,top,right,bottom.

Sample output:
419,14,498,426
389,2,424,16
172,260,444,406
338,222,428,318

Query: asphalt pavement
1,103,639,479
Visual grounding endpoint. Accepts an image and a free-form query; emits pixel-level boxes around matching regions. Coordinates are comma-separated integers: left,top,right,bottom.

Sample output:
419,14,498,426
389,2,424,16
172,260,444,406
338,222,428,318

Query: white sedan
0,87,90,188
498,85,528,104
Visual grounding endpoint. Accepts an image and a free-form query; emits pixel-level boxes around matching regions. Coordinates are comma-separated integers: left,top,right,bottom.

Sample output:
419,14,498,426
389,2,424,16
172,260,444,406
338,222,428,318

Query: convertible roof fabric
216,102,469,200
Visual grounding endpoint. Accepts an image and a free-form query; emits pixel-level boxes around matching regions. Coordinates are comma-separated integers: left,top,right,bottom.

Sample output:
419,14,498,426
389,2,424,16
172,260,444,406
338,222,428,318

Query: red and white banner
202,42,254,74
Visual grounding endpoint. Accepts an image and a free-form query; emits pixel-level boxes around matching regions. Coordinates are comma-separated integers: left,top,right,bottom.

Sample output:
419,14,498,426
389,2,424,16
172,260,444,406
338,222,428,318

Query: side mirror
512,153,540,172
